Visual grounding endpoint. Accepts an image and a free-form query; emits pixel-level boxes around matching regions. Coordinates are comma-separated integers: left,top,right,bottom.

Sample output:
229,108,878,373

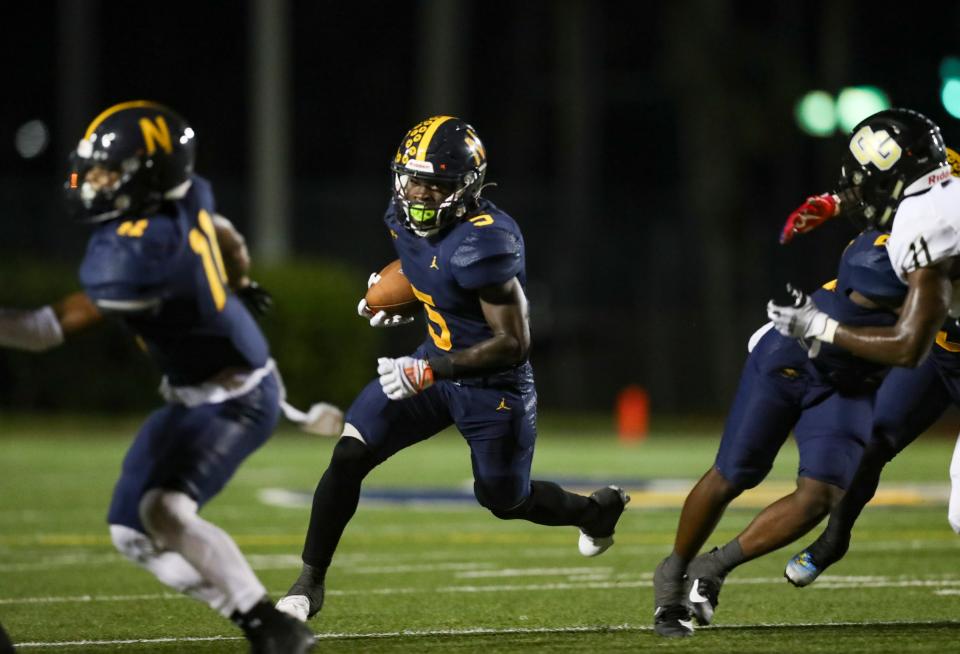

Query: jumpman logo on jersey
496,398,511,411
430,255,439,270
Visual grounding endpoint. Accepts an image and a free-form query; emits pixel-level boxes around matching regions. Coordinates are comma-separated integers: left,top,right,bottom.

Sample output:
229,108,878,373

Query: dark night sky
2,0,959,411
4,2,957,200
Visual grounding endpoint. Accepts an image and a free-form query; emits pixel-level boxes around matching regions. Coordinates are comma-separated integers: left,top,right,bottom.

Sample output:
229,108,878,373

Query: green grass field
2,414,960,652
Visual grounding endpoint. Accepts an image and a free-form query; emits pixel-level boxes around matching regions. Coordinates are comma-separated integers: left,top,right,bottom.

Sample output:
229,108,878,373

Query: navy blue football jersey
79,175,269,385
813,229,960,372
810,230,902,384
385,198,529,380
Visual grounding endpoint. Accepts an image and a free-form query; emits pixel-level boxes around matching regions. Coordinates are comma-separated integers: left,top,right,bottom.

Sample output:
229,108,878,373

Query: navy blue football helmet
838,108,949,229
390,116,488,235
65,100,196,223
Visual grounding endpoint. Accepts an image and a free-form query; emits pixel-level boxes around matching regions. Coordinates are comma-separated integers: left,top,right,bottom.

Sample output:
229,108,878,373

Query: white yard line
14,619,960,649
4,573,960,608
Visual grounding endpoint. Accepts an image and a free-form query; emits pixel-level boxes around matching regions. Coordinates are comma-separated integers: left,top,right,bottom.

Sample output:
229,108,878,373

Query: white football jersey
887,180,960,316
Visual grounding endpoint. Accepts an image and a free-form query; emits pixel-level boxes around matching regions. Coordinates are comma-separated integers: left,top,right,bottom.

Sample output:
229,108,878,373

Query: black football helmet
65,100,196,223
390,116,488,235
838,108,950,229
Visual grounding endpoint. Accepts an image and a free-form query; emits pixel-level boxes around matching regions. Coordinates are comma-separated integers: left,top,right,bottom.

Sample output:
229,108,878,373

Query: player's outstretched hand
299,401,344,436
780,193,839,244
766,284,837,342
237,281,273,317
357,298,415,328
377,356,434,400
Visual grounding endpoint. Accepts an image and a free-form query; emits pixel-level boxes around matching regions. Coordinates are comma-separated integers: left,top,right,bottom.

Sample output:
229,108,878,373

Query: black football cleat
654,604,694,637
578,485,631,557
234,599,317,654
248,612,316,654
276,564,326,621
687,575,722,626
0,621,15,654
275,584,324,623
685,548,726,625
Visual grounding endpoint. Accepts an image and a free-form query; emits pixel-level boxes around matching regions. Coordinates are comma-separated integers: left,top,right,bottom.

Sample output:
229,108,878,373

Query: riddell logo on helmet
405,160,434,174
928,169,952,185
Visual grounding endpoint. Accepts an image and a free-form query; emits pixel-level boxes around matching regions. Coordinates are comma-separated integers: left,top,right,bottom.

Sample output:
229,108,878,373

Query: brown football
364,259,420,316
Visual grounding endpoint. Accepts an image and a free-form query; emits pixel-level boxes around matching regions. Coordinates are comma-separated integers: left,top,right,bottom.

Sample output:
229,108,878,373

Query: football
365,259,420,316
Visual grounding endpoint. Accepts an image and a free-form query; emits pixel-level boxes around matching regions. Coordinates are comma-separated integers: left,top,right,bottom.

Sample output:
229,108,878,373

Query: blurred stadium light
795,86,891,136
940,56,960,119
836,86,890,132
14,120,49,159
795,90,837,137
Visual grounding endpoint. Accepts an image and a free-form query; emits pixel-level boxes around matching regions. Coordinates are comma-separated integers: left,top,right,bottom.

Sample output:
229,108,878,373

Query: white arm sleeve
0,306,65,352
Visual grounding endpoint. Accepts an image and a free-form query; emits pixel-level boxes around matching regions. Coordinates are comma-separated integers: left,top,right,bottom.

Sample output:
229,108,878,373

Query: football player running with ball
0,102,317,653
770,110,960,587
276,116,629,622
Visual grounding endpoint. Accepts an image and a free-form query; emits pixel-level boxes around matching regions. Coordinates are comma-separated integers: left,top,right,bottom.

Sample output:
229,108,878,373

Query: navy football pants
345,376,537,510
715,329,873,491
107,373,280,532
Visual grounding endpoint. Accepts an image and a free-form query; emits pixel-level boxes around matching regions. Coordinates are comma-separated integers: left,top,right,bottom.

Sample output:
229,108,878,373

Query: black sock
808,440,894,566
659,552,687,583
515,480,598,526
713,539,745,576
301,438,376,568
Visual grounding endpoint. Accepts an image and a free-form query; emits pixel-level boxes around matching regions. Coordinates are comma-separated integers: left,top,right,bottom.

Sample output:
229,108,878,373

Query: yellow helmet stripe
415,116,454,161
84,100,165,139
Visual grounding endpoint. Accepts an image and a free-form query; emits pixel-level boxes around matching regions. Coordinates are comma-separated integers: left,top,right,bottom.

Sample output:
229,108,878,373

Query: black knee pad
329,437,377,480
474,480,530,519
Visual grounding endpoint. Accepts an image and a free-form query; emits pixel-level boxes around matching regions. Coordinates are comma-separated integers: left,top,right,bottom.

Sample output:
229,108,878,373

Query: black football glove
237,281,273,317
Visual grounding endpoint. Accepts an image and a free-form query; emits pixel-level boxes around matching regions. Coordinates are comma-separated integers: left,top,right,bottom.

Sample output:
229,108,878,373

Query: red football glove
780,193,839,244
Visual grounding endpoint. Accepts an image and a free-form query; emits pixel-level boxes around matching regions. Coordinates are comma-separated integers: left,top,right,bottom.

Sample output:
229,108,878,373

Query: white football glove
766,285,838,343
280,400,344,437
377,356,435,400
357,272,415,328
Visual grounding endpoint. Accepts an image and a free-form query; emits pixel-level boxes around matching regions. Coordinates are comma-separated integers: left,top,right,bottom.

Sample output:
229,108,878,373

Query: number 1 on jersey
189,209,228,311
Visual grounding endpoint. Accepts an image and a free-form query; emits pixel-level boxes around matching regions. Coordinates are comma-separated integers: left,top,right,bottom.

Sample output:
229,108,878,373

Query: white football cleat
578,530,614,557
578,486,630,557
275,594,310,623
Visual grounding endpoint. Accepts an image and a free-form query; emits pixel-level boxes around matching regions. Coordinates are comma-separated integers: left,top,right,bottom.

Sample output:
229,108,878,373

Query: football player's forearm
0,290,103,351
0,305,64,351
831,269,948,367
213,214,252,288
429,334,528,379
832,324,936,368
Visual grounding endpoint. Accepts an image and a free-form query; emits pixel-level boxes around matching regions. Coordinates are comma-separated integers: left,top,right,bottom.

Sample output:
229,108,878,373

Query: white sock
110,524,234,616
139,489,267,615
949,433,960,534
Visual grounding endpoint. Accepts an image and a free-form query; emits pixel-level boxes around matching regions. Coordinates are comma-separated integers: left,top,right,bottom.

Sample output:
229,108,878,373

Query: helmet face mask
838,108,949,230
65,100,196,223
390,116,487,236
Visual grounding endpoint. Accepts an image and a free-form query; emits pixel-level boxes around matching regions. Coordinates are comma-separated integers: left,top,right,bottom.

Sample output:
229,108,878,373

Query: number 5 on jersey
189,209,228,310
410,284,452,351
